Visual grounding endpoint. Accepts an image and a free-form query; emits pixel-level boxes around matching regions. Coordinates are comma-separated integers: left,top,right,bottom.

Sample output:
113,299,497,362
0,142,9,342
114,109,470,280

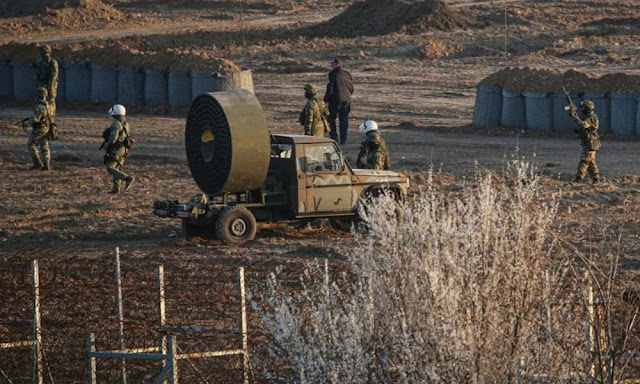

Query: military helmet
581,100,595,113
358,120,379,133
36,87,48,99
109,104,126,117
40,45,52,55
304,83,317,94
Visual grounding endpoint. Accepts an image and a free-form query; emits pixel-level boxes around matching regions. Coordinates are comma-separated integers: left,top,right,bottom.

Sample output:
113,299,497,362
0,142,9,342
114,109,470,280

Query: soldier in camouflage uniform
104,104,135,194
299,84,329,137
356,120,391,170
570,100,600,184
36,45,58,115
364,134,386,170
27,87,54,171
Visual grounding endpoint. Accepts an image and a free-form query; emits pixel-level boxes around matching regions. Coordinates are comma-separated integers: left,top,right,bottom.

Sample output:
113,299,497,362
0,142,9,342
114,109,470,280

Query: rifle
18,118,29,133
562,86,577,115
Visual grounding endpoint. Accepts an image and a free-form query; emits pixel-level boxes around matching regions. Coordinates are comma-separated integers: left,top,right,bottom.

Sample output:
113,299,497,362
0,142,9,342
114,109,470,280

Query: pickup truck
154,134,409,244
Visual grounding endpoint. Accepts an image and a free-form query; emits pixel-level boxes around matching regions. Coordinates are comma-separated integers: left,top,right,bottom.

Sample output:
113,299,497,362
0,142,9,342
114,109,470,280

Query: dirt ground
1,0,640,382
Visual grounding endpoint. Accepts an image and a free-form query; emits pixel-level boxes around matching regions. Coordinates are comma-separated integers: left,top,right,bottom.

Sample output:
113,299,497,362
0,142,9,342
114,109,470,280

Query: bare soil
1,0,640,382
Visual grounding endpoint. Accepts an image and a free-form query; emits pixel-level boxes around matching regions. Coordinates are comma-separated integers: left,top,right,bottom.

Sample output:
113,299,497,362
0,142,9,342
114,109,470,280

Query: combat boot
30,160,44,170
108,188,120,194
41,162,50,171
124,176,135,192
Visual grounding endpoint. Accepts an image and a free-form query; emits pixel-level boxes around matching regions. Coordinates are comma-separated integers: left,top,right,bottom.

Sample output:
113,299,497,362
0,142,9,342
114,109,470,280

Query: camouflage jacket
36,58,59,89
107,119,132,151
29,100,53,132
356,132,391,170
572,112,599,148
365,148,385,170
300,97,329,137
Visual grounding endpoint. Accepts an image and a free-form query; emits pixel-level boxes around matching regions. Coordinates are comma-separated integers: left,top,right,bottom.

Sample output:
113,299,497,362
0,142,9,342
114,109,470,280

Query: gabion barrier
63,62,91,102
11,60,37,101
472,85,502,127
117,66,144,106
143,68,168,106
0,61,13,98
168,71,192,108
475,86,640,136
90,64,118,103
501,90,526,129
523,91,552,132
609,92,637,136
1,62,254,109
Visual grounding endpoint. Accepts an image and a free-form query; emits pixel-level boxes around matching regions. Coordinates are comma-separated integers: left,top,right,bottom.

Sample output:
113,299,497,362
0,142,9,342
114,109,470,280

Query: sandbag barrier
0,60,254,108
473,86,640,136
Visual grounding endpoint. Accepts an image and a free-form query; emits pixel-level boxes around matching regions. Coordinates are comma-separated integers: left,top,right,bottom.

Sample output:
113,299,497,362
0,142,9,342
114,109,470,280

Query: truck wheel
215,206,257,244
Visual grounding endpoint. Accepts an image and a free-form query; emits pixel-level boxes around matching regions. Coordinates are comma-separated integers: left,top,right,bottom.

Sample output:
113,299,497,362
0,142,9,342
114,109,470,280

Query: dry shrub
415,40,461,60
256,160,636,383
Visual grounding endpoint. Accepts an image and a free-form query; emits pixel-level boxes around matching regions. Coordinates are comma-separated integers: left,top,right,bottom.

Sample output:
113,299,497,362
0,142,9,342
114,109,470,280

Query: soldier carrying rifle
563,87,601,185
26,87,56,171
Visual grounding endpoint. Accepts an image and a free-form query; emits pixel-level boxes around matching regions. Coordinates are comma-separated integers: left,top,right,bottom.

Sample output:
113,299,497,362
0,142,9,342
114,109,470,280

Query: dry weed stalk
256,161,637,383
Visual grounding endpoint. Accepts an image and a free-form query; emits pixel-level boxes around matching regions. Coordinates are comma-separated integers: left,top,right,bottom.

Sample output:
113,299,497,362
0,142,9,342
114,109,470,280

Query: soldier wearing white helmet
356,120,391,170
103,104,135,193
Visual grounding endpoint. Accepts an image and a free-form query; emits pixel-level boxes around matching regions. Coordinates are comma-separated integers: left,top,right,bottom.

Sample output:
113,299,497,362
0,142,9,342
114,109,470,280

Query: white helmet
358,120,378,133
109,104,126,117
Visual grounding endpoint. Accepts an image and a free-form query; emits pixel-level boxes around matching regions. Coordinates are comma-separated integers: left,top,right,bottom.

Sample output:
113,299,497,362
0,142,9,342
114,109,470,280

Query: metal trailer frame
87,257,249,384
0,260,43,384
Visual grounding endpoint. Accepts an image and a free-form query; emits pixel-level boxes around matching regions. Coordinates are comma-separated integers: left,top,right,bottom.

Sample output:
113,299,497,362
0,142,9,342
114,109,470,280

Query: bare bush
255,161,637,383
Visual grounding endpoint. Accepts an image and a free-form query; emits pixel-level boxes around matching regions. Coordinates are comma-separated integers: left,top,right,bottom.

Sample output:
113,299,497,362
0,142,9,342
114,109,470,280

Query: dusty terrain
1,0,640,382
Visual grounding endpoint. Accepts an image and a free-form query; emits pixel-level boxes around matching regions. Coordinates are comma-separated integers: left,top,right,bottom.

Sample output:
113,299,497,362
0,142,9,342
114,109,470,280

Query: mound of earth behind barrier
310,0,467,38
0,42,240,73
480,67,640,93
0,0,122,20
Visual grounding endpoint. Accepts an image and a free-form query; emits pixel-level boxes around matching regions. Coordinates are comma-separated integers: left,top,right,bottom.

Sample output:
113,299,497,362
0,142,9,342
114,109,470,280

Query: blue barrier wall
552,92,582,134
63,62,91,102
168,71,192,108
56,64,66,103
501,90,526,128
191,71,216,99
117,66,144,106
12,60,37,101
472,85,502,127
609,92,637,136
90,64,118,103
0,61,13,98
523,91,552,132
144,69,168,106
583,92,610,134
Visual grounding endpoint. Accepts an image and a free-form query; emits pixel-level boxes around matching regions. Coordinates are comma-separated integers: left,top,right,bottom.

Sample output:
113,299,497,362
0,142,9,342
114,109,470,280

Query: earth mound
0,0,123,22
0,42,241,73
480,67,640,93
311,0,467,38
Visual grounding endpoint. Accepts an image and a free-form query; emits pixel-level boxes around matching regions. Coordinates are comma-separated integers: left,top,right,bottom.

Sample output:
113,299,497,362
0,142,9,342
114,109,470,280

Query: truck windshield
304,144,343,173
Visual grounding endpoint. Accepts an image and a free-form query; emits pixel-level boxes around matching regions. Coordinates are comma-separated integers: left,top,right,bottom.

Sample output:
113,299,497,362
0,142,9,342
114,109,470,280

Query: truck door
302,143,353,213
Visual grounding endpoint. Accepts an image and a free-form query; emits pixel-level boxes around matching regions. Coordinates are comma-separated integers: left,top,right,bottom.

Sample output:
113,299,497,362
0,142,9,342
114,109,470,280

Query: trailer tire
215,206,257,244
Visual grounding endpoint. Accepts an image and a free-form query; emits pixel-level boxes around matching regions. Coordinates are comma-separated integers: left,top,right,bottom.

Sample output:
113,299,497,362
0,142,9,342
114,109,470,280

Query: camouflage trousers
577,150,599,181
105,147,129,191
28,128,50,165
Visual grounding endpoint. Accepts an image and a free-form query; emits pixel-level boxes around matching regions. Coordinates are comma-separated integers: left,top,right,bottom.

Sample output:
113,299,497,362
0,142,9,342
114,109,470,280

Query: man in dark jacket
323,57,354,145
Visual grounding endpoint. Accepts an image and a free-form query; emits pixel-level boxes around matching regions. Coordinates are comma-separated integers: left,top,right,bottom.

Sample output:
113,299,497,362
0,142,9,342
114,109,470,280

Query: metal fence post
168,335,178,384
239,267,249,384
88,333,97,384
157,265,167,384
32,260,43,384
114,247,128,384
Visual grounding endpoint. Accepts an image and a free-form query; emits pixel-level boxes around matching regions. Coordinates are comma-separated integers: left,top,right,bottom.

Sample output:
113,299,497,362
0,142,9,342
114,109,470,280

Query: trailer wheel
215,206,257,244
